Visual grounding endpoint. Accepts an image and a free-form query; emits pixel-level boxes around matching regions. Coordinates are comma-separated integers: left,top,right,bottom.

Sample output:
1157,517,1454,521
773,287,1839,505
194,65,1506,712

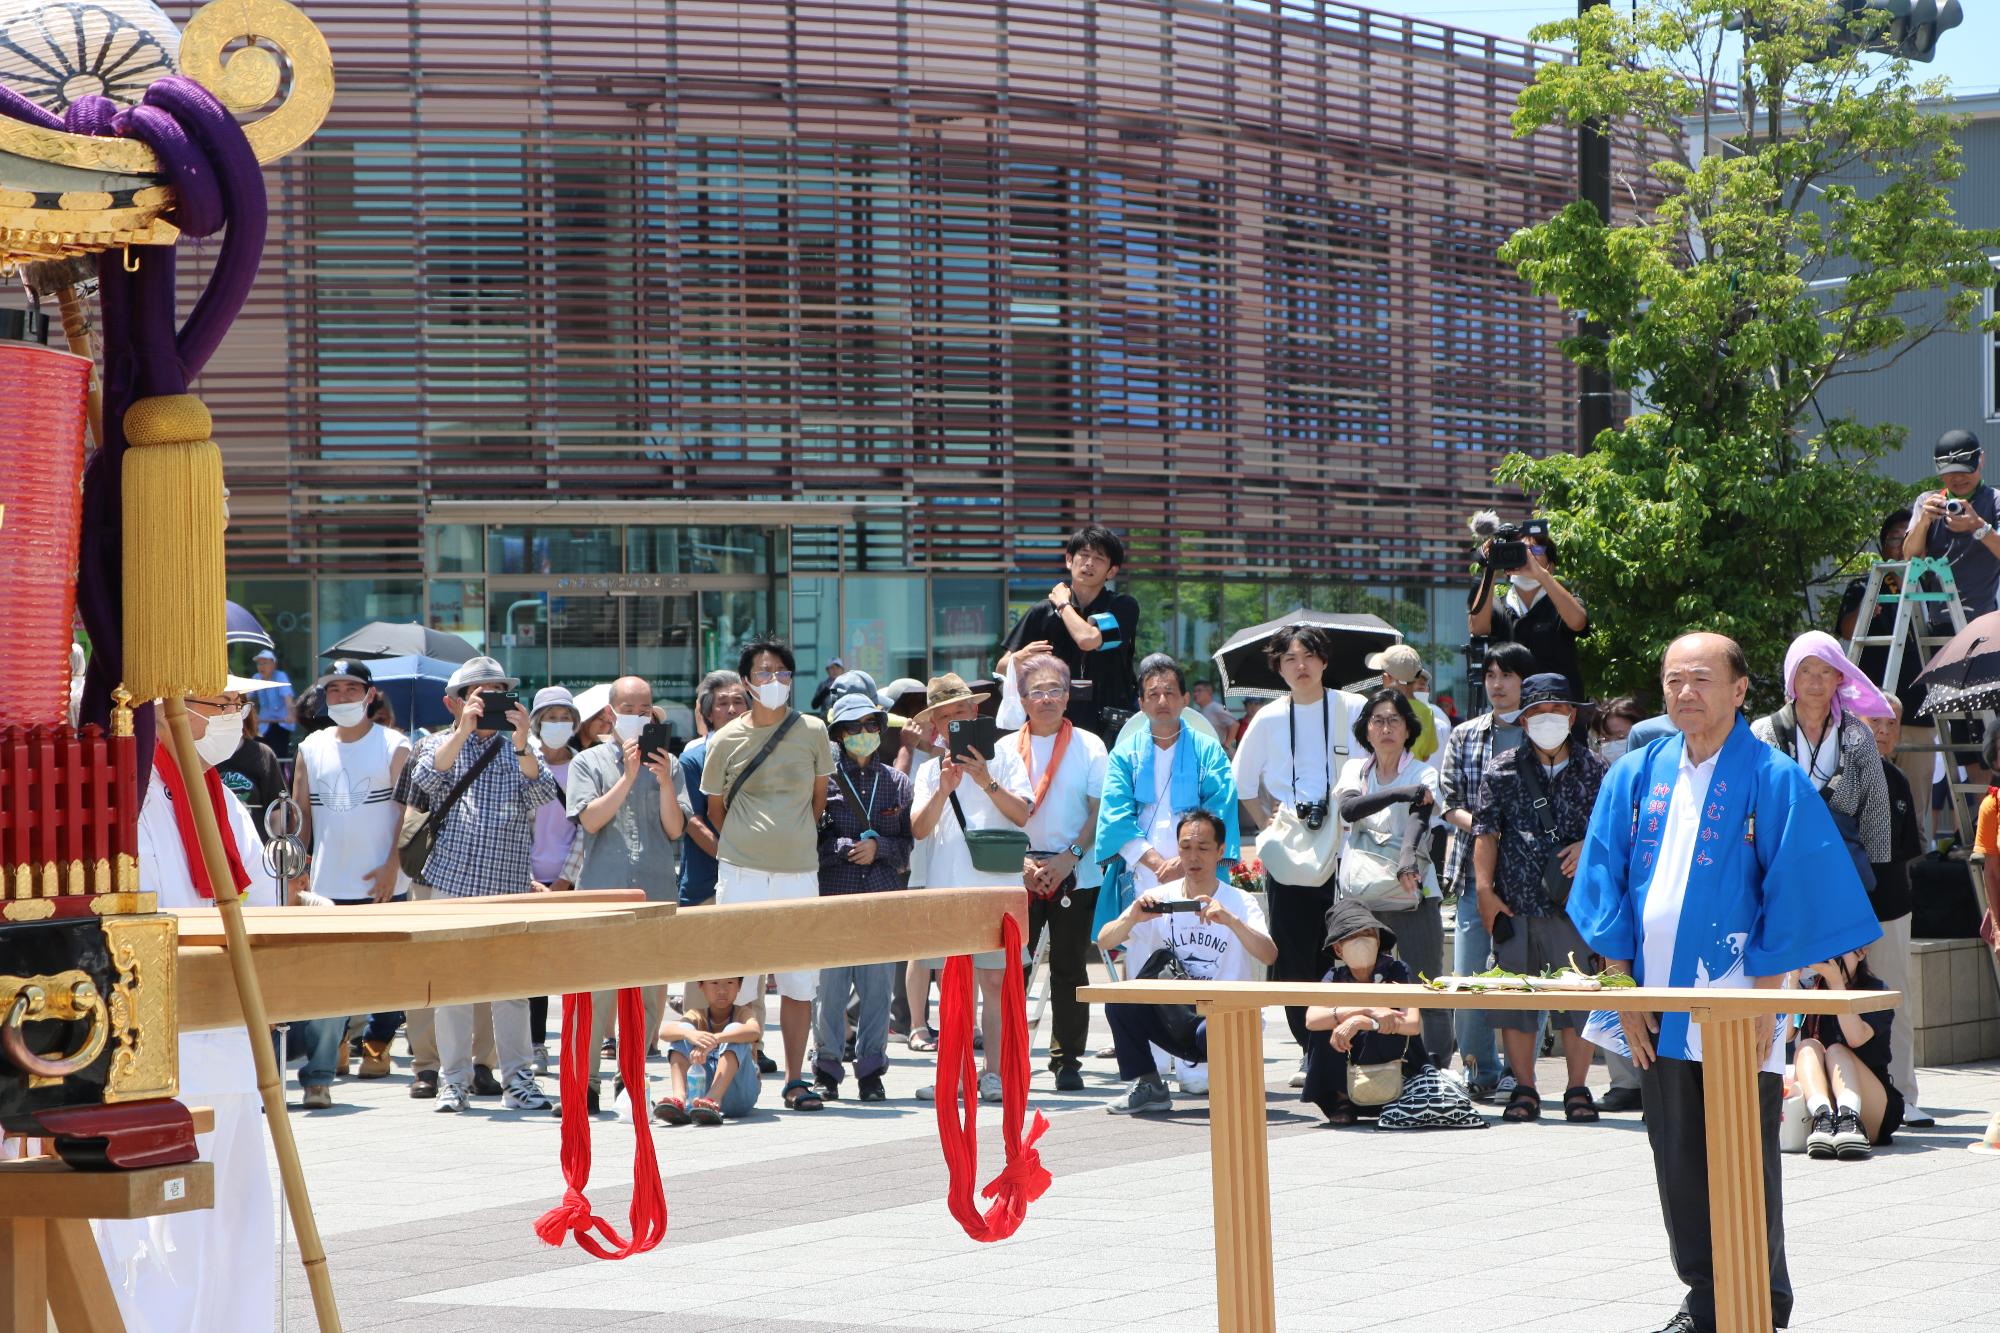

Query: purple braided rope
1,79,266,747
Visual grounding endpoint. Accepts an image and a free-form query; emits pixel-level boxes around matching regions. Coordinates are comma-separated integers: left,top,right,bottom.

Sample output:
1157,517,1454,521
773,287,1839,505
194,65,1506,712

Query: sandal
906,1029,938,1053
654,1097,691,1126
689,1097,723,1126
782,1078,824,1113
1502,1086,1542,1122
1563,1085,1599,1123
1323,1101,1361,1127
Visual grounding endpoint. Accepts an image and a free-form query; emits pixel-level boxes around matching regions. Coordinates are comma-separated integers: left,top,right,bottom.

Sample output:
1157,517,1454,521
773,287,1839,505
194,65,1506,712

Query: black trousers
1639,1056,1793,1330
1266,871,1338,1051
1024,885,1097,1073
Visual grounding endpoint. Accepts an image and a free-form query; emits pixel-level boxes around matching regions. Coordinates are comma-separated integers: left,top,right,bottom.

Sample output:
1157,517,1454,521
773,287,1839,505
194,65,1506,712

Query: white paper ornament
0,1,180,113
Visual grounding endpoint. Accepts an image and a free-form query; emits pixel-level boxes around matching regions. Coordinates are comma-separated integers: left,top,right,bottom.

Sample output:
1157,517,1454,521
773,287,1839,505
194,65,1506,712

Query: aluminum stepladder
1842,556,2000,999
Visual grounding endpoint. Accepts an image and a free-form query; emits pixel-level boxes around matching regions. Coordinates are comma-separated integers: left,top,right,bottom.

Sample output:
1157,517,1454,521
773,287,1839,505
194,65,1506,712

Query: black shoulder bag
398,735,506,879
1514,754,1574,909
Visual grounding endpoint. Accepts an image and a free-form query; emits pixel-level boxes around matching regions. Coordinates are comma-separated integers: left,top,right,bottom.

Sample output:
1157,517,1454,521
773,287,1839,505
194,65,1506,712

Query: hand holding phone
474,689,519,731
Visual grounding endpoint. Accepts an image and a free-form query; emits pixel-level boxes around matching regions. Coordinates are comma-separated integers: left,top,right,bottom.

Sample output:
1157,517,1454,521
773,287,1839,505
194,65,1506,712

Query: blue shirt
1628,713,1679,747
677,737,719,905
258,670,296,732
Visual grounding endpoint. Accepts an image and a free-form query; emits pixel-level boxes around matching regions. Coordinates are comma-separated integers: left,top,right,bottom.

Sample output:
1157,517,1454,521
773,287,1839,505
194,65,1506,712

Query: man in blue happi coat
1568,633,1881,1333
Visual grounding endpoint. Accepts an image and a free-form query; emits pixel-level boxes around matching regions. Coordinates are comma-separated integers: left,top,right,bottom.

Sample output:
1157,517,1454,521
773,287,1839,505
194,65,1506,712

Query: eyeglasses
1367,714,1405,729
187,697,245,717
1024,687,1067,703
749,670,794,685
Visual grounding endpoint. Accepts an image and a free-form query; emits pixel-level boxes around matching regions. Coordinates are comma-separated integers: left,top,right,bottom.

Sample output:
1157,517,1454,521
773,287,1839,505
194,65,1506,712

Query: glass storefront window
490,591,552,695
628,595,701,715
318,579,423,656
1173,579,1224,678
931,577,1003,680
842,577,926,687
546,593,613,694
789,577,840,704
428,580,487,654
702,589,772,683
428,525,484,574
627,526,772,576
226,578,313,681
488,526,622,576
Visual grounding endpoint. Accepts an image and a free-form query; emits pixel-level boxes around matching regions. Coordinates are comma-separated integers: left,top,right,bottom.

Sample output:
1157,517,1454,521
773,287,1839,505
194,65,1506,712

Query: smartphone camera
474,688,519,730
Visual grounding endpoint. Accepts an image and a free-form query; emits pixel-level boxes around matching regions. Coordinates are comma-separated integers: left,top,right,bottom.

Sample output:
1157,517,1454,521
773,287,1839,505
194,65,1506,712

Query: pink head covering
1782,630,1893,722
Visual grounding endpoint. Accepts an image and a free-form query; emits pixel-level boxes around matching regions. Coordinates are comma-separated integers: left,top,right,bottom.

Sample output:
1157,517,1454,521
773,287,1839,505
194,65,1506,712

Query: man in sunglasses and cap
1904,428,2000,616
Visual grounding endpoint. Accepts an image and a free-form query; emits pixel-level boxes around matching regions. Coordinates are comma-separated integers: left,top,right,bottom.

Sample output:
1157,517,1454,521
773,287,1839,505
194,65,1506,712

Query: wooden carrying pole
157,698,341,1332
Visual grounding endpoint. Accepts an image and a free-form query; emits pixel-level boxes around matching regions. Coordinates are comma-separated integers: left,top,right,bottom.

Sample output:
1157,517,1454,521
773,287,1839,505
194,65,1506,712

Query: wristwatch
1066,842,1084,859
1977,522,1993,542
984,779,999,792
513,745,529,756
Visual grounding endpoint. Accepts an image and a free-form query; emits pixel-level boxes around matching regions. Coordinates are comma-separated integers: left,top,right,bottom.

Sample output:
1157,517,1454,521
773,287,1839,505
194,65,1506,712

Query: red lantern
0,319,89,728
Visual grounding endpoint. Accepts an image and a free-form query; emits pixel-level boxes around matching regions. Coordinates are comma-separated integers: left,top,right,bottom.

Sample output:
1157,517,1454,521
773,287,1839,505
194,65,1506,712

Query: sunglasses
837,718,884,736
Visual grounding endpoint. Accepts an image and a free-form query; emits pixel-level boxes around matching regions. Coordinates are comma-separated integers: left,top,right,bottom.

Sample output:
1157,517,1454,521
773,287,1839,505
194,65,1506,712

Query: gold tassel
121,394,227,700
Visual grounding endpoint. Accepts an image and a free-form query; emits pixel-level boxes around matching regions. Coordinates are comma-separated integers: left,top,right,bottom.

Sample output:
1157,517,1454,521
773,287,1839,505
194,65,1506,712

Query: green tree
1498,0,1998,704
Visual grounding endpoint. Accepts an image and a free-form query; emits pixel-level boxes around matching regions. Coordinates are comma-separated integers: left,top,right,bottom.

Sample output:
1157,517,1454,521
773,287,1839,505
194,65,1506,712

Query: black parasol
1912,610,2000,717
321,621,479,663
1212,607,1402,699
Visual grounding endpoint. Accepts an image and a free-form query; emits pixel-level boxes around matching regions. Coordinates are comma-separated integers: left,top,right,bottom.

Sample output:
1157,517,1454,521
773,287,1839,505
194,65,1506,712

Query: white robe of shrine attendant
93,772,278,1333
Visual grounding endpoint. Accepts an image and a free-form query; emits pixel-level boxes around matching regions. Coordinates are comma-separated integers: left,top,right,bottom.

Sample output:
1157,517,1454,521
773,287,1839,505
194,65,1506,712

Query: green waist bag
950,793,1031,875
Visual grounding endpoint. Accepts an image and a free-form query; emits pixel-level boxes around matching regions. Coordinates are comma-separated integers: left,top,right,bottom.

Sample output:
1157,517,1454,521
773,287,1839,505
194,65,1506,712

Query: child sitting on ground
657,977,763,1126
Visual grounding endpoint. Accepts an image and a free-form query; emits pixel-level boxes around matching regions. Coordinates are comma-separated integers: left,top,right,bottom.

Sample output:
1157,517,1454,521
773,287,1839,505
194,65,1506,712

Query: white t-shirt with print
989,725,1109,888
1122,879,1270,984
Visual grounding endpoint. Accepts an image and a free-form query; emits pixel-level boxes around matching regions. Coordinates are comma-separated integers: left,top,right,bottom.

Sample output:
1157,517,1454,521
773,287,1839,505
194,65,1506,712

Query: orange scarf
1016,720,1072,813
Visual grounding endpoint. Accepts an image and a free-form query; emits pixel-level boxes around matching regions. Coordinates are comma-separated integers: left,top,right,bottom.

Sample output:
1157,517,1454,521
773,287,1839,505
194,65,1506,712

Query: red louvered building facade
182,0,1585,709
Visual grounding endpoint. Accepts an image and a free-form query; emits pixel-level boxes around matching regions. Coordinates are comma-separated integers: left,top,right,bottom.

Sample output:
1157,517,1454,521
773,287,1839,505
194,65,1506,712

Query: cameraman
1470,523,1589,701
1903,429,2000,616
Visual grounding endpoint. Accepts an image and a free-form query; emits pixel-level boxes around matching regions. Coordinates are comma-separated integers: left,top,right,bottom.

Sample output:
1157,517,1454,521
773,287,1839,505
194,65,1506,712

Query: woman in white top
1231,624,1367,1067
1332,687,1452,1060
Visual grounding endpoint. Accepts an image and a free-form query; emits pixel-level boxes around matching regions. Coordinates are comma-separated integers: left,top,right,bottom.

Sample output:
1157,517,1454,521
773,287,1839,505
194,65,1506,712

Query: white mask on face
1525,715,1572,750
192,711,244,767
1598,738,1629,763
613,713,648,742
326,701,368,728
539,721,575,750
1511,574,1541,595
755,680,791,709
1496,708,1523,726
1337,937,1379,976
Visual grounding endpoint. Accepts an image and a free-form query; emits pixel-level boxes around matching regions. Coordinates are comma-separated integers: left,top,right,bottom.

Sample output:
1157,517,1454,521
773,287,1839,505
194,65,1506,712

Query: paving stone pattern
270,1005,2000,1333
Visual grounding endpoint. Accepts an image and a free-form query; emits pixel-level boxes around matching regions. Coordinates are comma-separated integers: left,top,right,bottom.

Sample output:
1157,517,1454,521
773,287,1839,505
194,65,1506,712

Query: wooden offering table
1077,980,1897,1333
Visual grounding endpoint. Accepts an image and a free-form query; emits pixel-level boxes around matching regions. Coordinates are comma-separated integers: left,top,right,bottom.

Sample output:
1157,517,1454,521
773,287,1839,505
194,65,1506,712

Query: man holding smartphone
565,675,692,1109
1095,810,1274,1115
408,657,561,1116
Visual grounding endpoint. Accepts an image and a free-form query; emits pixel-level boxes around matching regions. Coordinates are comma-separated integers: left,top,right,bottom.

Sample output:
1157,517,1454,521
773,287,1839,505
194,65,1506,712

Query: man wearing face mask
288,658,413,1098
1471,673,1609,1124
1471,528,1589,701
93,686,281,1332
564,675,692,1109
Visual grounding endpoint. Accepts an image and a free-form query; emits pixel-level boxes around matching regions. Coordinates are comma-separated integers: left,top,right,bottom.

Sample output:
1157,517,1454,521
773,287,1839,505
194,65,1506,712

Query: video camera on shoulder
1470,512,1550,572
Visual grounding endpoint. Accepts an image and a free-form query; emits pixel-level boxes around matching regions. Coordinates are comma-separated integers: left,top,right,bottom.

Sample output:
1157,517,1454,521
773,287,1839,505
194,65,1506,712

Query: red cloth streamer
533,988,668,1259
150,746,249,900
935,913,1051,1241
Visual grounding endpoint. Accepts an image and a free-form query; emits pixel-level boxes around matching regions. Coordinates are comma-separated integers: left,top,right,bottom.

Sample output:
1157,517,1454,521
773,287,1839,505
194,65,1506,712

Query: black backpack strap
722,710,805,813
1515,750,1560,841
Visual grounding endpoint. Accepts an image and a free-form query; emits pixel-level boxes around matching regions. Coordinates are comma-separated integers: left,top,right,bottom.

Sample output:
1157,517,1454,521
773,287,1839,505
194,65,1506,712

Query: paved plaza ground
274,997,2000,1333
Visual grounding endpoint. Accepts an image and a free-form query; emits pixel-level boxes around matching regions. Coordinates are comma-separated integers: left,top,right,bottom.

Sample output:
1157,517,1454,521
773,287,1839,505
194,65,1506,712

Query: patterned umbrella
1911,610,2000,717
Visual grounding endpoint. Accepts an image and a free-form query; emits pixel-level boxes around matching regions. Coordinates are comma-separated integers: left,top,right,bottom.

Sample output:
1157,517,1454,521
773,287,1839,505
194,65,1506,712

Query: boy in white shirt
1095,810,1276,1115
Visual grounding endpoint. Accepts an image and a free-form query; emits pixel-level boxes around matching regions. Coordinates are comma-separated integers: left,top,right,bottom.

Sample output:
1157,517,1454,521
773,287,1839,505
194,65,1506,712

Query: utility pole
1576,0,1615,453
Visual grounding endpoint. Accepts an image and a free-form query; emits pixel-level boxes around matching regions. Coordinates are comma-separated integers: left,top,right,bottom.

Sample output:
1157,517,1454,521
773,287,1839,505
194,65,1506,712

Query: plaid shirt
817,756,913,896
1440,711,1521,892
401,729,561,897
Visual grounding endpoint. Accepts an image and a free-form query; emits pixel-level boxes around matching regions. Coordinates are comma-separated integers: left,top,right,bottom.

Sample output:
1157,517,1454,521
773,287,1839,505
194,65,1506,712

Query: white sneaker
916,1084,937,1101
1288,1056,1308,1089
1832,1108,1872,1160
979,1072,1004,1103
1493,1073,1520,1103
1173,1059,1209,1096
435,1081,470,1113
502,1071,555,1112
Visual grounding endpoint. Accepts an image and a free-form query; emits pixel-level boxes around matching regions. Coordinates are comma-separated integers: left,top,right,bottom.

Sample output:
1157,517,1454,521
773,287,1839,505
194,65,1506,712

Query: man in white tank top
288,659,411,1103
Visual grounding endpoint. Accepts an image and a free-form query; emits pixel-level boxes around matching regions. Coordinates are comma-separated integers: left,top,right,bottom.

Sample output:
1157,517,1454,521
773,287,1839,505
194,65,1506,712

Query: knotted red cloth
151,746,249,900
533,988,667,1259
934,913,1051,1241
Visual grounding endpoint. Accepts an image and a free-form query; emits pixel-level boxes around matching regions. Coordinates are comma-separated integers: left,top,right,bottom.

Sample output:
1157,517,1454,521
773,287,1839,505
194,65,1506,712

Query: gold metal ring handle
1,975,110,1081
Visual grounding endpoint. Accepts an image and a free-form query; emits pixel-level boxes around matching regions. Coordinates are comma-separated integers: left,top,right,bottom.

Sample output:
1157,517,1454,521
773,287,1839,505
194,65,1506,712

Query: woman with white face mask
527,686,583,893
1590,695,1646,765
1301,901,1426,1126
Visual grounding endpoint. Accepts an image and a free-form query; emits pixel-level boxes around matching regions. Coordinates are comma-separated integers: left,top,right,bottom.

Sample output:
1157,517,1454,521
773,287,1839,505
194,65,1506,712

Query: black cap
1935,429,1982,475
315,658,374,688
